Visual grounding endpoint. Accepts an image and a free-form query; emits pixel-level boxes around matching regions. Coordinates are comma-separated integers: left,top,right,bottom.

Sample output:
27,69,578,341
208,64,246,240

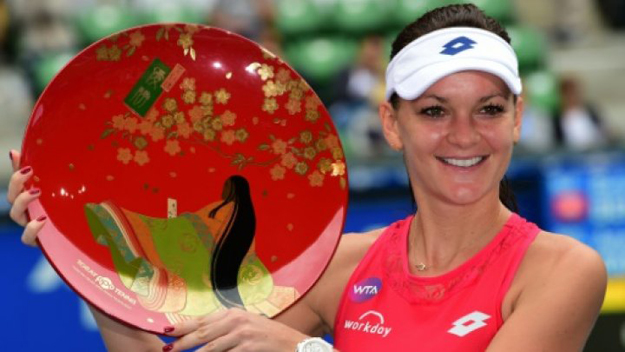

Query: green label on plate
124,58,171,117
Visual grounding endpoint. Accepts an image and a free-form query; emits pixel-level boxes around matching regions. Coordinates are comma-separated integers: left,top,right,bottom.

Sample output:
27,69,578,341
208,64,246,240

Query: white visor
385,27,522,101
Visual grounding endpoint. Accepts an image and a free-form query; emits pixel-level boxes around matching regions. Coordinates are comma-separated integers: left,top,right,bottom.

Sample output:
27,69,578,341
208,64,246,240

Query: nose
446,114,480,147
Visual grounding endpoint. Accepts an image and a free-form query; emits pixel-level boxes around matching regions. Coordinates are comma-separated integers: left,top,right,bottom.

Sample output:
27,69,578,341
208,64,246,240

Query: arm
162,255,343,352
160,230,380,352
162,306,319,352
486,234,607,352
90,307,163,352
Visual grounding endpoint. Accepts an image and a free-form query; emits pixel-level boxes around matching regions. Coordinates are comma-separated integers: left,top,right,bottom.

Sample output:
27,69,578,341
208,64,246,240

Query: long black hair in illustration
209,175,256,309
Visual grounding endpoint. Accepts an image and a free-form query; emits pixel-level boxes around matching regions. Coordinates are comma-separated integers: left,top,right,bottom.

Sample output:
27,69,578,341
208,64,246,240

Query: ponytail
499,176,518,212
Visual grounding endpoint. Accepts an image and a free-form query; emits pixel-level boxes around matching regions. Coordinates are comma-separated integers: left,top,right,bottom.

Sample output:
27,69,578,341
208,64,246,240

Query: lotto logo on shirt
343,310,393,338
349,277,382,303
448,311,491,337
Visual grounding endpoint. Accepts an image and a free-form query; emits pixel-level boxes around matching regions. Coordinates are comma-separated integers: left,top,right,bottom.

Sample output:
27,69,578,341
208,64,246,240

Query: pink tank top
334,213,539,351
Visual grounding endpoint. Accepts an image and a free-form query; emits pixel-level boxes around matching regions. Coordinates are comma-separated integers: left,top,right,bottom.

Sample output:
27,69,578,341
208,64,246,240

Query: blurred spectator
18,12,76,57
7,0,78,92
552,0,595,44
553,75,611,151
343,106,391,159
209,0,274,41
8,0,85,21
0,0,32,182
518,88,556,153
257,25,284,59
596,0,625,28
0,0,8,52
0,66,33,181
134,0,216,17
328,35,390,160
331,35,386,107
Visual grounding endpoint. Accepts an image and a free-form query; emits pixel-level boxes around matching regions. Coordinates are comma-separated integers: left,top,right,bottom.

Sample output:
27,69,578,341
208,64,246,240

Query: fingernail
8,151,13,162
36,215,47,222
20,166,32,174
29,188,41,195
163,326,175,333
162,344,173,352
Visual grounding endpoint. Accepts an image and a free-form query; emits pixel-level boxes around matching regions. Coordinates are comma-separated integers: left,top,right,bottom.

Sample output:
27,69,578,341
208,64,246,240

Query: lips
437,156,488,168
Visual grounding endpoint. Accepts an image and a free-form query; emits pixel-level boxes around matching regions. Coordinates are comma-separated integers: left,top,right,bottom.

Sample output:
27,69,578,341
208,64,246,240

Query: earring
390,143,403,152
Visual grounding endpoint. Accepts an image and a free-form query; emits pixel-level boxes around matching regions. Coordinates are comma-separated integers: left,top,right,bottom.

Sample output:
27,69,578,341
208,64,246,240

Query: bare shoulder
315,227,385,292
330,228,386,267
524,231,606,281
275,227,386,336
490,231,608,351
513,230,607,302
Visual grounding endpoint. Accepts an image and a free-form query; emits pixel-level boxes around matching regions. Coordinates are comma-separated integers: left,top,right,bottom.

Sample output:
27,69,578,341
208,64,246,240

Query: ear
512,95,525,143
379,101,404,151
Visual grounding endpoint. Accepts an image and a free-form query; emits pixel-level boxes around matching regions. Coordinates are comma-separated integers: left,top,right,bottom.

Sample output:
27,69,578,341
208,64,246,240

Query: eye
480,104,505,116
419,105,445,118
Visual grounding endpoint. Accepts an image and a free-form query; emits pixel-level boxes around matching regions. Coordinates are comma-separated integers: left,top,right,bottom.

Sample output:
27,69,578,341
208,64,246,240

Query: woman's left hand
163,308,309,352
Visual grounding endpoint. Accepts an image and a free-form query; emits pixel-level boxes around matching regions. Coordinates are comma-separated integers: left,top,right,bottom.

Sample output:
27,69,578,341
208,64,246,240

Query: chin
445,186,489,205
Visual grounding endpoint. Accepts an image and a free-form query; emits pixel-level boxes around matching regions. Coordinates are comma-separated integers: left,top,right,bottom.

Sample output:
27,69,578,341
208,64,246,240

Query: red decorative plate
21,24,348,333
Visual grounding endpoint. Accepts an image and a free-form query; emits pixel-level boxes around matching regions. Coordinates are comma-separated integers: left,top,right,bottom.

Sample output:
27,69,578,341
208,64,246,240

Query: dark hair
395,4,519,212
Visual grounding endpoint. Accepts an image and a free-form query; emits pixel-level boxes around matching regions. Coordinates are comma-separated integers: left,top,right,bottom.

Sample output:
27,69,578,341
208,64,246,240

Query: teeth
442,157,484,167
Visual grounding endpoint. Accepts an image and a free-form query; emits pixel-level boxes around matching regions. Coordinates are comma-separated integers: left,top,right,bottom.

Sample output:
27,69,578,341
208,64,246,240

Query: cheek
479,121,516,149
401,124,444,153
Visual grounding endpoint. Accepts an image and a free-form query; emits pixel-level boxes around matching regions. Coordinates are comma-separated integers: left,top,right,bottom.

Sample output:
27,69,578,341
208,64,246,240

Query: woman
8,4,606,351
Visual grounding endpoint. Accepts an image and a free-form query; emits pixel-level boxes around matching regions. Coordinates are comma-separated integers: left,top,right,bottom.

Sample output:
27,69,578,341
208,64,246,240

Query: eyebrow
478,93,510,102
420,93,510,103
421,94,448,103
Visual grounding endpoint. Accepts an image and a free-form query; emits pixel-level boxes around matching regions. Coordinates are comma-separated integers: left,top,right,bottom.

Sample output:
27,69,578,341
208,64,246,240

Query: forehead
420,70,511,98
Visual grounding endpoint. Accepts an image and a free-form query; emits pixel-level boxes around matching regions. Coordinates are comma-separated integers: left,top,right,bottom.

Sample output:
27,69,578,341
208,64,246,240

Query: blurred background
1,0,625,350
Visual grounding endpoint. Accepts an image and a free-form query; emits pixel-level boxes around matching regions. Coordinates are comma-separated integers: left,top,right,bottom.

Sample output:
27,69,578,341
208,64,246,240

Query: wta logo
349,277,382,303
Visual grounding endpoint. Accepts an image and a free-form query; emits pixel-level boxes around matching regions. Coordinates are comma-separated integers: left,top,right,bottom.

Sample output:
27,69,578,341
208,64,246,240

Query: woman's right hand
7,149,47,246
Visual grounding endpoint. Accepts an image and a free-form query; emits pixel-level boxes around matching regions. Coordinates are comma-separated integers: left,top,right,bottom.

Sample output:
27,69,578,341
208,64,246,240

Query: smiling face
380,71,524,207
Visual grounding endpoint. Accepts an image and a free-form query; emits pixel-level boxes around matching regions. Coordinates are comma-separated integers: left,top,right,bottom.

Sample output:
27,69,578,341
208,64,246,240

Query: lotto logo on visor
440,36,477,55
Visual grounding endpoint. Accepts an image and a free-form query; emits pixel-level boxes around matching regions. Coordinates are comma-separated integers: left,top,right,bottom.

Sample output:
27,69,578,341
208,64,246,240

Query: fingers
22,215,47,247
167,324,231,352
9,186,40,226
8,149,21,171
164,309,245,352
163,309,304,352
7,166,33,205
7,150,45,247
7,151,40,231
166,309,229,337
194,334,239,352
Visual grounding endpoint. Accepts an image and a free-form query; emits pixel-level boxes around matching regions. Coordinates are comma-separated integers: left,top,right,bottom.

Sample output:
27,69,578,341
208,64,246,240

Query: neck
408,194,511,276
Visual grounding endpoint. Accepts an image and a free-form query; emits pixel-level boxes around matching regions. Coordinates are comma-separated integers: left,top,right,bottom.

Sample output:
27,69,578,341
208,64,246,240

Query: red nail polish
36,215,47,222
162,344,173,352
20,167,32,174
163,326,175,333
29,189,41,195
